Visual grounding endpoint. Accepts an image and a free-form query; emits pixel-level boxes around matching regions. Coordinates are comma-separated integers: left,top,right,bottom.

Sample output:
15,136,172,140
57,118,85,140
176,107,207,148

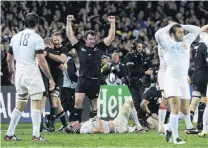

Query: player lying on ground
65,98,144,134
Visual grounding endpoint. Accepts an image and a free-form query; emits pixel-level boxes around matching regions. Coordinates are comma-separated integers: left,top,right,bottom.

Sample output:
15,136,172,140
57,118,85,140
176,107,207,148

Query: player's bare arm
140,99,151,114
66,15,78,46
6,53,15,83
57,64,65,71
200,24,208,33
36,53,55,91
103,16,115,46
45,51,67,63
92,117,104,133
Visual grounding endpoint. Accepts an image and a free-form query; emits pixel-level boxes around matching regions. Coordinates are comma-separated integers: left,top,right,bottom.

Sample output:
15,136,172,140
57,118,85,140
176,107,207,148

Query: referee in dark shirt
66,15,115,123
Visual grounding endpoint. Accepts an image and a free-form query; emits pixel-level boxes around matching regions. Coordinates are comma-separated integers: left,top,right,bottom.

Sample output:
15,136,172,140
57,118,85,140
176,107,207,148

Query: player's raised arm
200,24,208,33
155,22,177,45
182,25,200,43
66,15,78,46
103,16,115,46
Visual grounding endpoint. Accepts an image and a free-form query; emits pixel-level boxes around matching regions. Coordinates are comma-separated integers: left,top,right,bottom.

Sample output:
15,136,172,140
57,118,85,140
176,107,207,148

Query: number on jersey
20,33,30,46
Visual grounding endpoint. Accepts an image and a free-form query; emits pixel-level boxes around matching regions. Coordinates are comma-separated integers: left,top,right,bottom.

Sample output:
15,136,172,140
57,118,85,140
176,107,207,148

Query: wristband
46,52,49,57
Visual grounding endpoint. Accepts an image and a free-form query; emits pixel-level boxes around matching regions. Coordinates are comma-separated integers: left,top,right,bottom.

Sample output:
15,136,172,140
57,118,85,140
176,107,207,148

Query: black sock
164,111,170,124
190,110,195,122
70,107,83,123
197,102,206,130
90,110,97,118
57,111,67,126
50,107,58,128
40,114,44,131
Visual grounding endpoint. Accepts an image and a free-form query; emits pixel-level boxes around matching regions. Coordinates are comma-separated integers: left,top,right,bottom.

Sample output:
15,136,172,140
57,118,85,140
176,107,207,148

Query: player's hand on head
49,79,55,91
108,16,115,23
67,15,74,22
145,68,153,75
169,21,178,25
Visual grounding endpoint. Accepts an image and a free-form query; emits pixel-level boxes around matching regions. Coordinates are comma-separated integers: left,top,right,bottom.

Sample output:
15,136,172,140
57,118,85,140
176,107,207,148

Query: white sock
184,113,194,129
170,114,179,142
6,109,22,136
130,107,141,129
179,112,185,120
166,122,172,131
158,109,167,132
31,109,41,137
202,105,208,132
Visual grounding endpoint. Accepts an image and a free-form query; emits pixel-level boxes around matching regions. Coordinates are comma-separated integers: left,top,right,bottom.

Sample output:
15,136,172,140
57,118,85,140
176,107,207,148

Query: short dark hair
85,30,96,39
52,32,62,38
169,24,182,35
25,13,39,28
131,38,143,50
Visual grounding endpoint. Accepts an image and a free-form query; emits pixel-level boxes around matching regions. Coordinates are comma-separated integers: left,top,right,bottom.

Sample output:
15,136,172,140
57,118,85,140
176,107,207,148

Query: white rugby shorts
164,72,191,99
15,69,45,100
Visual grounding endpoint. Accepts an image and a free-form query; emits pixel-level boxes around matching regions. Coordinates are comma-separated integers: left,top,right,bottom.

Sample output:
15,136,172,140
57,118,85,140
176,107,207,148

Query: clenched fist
108,16,115,23
67,15,74,22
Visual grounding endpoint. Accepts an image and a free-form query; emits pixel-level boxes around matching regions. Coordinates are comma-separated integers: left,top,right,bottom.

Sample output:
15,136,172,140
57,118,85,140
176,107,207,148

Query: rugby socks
31,109,41,137
164,111,170,124
130,107,142,129
50,107,58,129
158,106,167,132
71,107,83,123
57,111,67,127
190,110,195,122
40,114,44,131
6,109,22,136
184,113,194,129
202,105,208,132
90,110,97,118
170,114,179,142
197,102,206,130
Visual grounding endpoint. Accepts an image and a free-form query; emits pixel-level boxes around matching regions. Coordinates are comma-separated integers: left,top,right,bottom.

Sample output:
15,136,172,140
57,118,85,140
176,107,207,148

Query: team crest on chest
81,48,86,52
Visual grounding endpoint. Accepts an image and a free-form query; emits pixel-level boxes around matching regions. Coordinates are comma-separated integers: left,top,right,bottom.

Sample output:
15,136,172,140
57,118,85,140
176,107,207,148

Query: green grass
1,121,207,148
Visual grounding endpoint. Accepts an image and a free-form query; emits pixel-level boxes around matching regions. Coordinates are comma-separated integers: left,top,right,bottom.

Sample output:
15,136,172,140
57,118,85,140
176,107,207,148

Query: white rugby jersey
92,120,110,133
10,28,45,72
158,45,167,71
155,24,200,77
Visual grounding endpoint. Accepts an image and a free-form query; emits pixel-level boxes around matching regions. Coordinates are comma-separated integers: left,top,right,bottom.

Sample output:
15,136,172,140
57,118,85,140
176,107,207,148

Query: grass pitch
1,121,207,148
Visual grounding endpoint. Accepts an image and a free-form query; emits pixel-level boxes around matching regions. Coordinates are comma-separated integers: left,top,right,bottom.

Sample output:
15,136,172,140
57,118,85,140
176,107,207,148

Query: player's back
158,45,167,71
192,41,208,74
11,28,44,72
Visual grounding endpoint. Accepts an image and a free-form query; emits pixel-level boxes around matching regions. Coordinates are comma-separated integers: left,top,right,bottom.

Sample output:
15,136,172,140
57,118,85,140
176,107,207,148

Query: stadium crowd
1,1,208,85
1,1,208,144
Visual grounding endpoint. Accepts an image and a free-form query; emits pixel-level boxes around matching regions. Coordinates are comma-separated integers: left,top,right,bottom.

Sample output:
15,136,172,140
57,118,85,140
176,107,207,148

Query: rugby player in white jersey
156,19,170,135
4,13,55,141
65,98,144,134
198,25,208,138
155,23,200,144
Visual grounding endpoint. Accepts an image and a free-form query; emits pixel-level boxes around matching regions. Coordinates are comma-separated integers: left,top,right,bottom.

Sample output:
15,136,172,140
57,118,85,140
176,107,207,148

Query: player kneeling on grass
139,84,161,131
65,98,144,134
